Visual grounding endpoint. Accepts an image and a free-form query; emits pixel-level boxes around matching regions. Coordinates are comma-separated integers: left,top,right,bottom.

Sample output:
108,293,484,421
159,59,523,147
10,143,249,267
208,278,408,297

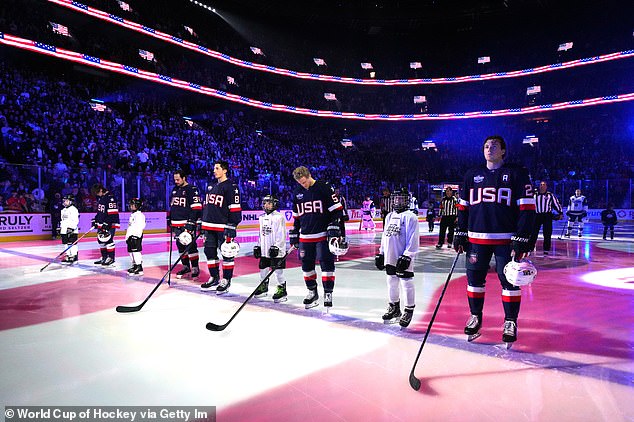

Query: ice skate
254,281,269,298
127,265,137,275
465,314,482,342
502,320,517,349
399,307,414,329
216,278,231,295
324,292,333,312
176,266,191,279
272,284,288,303
132,264,143,276
94,258,105,265
101,257,115,267
200,278,219,291
303,289,319,309
381,302,401,324
191,267,200,280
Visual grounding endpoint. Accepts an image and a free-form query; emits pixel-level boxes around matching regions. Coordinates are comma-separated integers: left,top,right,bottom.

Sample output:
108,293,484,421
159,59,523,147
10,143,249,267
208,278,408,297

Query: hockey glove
511,235,532,261
327,220,341,239
453,230,469,253
289,229,299,247
91,219,98,229
184,221,197,233
66,228,75,235
342,214,350,222
101,222,111,231
375,253,385,270
224,224,237,240
581,210,588,219
253,245,261,259
395,255,411,273
269,246,280,258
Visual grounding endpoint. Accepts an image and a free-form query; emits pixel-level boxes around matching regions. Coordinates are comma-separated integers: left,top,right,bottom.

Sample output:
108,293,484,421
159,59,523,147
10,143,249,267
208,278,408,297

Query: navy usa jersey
457,163,535,244
95,191,120,229
292,180,343,242
169,184,202,227
201,179,242,232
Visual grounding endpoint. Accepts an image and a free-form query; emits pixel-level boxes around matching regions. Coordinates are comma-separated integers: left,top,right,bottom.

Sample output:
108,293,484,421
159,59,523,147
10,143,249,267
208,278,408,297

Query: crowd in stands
1,0,633,215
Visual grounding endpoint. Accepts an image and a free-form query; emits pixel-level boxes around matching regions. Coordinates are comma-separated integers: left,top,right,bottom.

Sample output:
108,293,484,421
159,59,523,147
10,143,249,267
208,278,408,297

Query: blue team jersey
292,180,343,242
201,178,242,232
457,163,535,245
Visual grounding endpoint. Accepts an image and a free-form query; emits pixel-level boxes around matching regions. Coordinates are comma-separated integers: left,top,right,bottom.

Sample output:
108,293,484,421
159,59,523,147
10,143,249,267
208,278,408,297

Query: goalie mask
391,188,409,212
220,239,240,258
503,259,537,286
328,236,349,256
262,195,279,214
97,230,112,243
177,230,193,246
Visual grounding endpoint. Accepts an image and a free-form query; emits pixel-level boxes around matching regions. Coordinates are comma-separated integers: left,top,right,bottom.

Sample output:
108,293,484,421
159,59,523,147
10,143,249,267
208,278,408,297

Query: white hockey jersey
60,205,79,233
126,210,146,239
379,210,420,269
258,210,287,258
568,194,588,213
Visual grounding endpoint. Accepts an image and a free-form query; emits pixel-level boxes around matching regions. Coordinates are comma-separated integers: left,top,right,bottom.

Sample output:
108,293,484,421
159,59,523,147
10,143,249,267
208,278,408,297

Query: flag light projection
2,33,633,121
50,22,70,36
48,0,634,86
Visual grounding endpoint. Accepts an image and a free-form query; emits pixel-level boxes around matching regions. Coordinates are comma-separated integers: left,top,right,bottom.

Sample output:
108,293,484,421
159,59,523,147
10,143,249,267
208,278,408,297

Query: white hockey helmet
220,239,241,258
328,236,349,256
177,230,193,246
503,259,537,286
97,230,112,243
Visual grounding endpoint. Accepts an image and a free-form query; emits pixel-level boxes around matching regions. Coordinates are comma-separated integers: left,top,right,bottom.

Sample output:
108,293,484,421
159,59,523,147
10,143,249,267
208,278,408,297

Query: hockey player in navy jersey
169,170,203,279
200,160,242,294
454,135,535,346
375,188,420,328
291,166,344,310
91,183,120,266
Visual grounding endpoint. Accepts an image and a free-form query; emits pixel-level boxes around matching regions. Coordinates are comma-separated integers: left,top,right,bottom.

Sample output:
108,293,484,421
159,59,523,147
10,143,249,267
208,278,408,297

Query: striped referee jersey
534,191,563,214
439,195,458,216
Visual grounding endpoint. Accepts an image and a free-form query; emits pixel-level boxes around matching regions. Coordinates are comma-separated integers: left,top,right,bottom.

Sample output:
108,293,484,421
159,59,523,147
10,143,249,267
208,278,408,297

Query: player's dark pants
602,224,615,239
437,215,456,246
426,217,434,232
530,213,554,252
464,243,521,321
299,240,335,293
173,226,199,269
204,230,234,281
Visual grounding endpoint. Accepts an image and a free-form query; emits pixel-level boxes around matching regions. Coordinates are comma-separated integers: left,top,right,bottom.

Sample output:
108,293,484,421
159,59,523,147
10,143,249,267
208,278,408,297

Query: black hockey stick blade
205,245,296,332
408,251,461,391
115,233,201,313
409,371,422,391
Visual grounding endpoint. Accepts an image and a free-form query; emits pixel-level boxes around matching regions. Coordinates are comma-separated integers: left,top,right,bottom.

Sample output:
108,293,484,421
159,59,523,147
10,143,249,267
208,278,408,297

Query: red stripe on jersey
519,204,536,211
230,207,242,212
469,238,510,245
467,291,485,299
502,295,521,303
300,236,327,243
107,210,119,214
457,204,468,211
191,204,202,210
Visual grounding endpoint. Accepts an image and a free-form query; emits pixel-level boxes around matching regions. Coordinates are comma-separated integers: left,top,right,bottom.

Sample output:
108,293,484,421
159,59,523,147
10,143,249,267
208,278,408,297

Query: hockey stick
116,233,201,313
557,219,568,240
205,245,296,332
40,227,94,272
409,251,461,391
167,228,173,286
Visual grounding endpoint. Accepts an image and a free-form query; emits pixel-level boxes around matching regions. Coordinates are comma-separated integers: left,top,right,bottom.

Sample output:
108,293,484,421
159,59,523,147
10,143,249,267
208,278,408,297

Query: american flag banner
478,56,491,64
558,42,573,51
313,58,326,66
50,22,70,37
526,85,541,95
250,46,264,55
227,76,236,85
324,93,337,101
90,102,107,112
413,95,427,104
117,1,131,11
138,49,154,61
340,139,353,147
184,26,196,37
360,62,373,69
409,62,422,69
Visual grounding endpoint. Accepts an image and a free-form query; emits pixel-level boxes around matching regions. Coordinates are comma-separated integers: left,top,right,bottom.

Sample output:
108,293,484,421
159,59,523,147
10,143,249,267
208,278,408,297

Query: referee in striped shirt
530,181,563,256
436,187,458,249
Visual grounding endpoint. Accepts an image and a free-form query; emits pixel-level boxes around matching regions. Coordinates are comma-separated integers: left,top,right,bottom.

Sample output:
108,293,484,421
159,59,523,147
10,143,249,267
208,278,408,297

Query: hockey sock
502,289,521,320
402,278,416,308
221,259,234,280
322,271,335,292
303,270,317,290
